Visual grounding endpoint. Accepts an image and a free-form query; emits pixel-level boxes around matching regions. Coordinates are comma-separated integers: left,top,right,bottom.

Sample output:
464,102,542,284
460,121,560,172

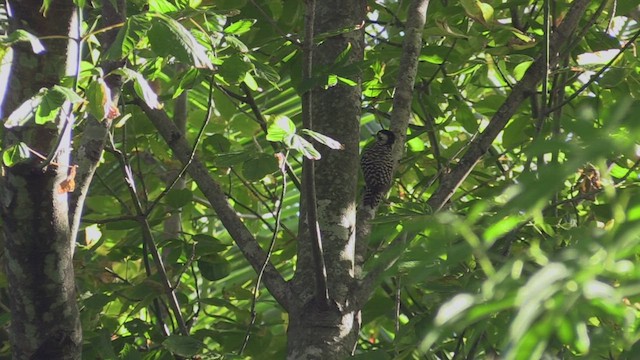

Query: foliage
0,0,639,359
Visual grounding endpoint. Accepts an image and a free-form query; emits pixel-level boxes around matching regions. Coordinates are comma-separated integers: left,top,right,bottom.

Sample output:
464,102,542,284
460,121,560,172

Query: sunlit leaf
224,19,256,35
266,116,296,142
4,29,45,54
301,129,344,150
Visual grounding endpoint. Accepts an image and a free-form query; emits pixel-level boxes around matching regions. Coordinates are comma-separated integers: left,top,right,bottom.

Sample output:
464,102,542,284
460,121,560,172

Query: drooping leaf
86,78,112,120
301,129,344,150
287,134,321,160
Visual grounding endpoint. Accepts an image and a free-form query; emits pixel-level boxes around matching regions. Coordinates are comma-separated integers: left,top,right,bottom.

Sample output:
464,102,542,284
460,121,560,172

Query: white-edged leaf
288,134,321,160
301,129,344,150
113,68,162,109
5,91,45,128
5,30,45,54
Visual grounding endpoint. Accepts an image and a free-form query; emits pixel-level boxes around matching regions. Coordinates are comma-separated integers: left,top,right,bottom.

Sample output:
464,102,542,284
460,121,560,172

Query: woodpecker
360,129,396,207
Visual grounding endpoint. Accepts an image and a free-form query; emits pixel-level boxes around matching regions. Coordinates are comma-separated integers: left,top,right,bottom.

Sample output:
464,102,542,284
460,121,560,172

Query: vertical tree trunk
0,2,81,359
287,0,366,358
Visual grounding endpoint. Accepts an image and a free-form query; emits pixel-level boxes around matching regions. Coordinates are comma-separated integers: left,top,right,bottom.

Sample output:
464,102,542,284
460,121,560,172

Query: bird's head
375,130,396,145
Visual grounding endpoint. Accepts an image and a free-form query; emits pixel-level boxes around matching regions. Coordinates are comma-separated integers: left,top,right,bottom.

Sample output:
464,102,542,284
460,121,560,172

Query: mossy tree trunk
0,2,82,359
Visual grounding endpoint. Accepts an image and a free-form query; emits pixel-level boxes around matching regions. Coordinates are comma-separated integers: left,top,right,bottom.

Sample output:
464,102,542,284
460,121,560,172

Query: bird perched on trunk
360,129,396,207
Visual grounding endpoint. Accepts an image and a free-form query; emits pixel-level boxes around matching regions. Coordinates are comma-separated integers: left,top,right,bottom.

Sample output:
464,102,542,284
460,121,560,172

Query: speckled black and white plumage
360,130,395,207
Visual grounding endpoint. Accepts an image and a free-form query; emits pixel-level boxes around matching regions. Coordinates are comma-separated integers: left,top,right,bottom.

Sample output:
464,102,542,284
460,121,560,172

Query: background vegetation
1,0,640,359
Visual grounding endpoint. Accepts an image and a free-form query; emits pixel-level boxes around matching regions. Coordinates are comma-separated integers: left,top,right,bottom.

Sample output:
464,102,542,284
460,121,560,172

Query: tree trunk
287,0,366,358
0,2,82,359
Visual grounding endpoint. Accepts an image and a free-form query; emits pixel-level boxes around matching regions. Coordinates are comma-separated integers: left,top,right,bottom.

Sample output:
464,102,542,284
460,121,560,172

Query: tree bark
0,1,82,359
287,0,366,358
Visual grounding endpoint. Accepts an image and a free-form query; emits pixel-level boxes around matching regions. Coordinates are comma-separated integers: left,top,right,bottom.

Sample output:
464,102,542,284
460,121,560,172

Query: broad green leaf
149,0,178,13
244,71,258,91
217,55,254,84
2,143,30,166
203,133,231,153
148,13,213,69
165,188,193,208
193,234,229,254
86,78,111,120
162,335,203,357
198,255,230,281
243,153,278,181
266,116,296,142
36,89,65,125
104,16,151,60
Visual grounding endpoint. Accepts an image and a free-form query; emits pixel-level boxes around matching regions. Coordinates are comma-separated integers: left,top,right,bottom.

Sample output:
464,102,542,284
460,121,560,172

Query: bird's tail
363,187,383,207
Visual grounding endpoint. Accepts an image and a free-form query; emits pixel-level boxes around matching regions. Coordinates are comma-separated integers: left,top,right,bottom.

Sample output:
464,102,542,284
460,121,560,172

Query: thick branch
69,0,125,242
138,101,291,310
426,0,591,211
356,0,430,266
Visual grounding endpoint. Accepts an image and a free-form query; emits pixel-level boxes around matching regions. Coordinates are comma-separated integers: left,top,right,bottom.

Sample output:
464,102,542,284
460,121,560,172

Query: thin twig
105,142,189,336
145,73,216,216
239,152,288,355
302,0,331,308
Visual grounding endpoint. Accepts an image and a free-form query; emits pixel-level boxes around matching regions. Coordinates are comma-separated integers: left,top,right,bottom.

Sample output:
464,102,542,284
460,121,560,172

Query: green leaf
224,19,256,35
86,78,112,120
242,153,278,181
217,55,253,84
301,129,344,150
113,68,162,109
149,0,178,13
198,255,230,281
203,133,231,153
166,188,193,208
266,116,296,142
162,335,203,357
104,16,151,60
148,13,213,69
2,143,30,166
287,134,321,160
193,234,229,254
254,62,281,85
5,91,45,128
456,104,478,133
36,88,65,125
